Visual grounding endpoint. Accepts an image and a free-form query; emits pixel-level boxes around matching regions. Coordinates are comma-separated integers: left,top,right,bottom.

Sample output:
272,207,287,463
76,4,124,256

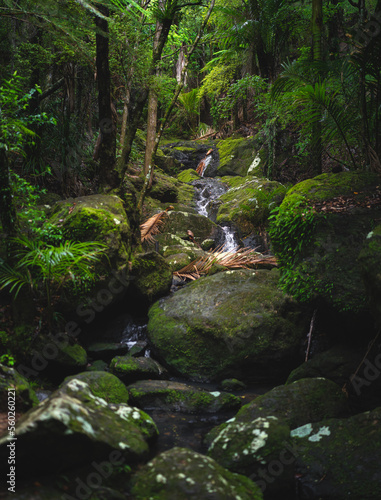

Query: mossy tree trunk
95,6,117,188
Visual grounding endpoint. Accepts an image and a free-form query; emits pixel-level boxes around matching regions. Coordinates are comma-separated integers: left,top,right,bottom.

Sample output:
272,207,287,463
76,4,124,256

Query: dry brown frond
140,206,174,244
174,247,277,281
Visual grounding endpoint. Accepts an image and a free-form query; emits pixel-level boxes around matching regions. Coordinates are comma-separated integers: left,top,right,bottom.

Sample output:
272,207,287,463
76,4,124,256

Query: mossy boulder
149,169,182,203
32,334,88,382
126,380,241,413
60,371,130,404
0,381,156,477
147,269,308,383
131,447,263,500
291,407,381,498
286,346,362,387
359,224,381,326
207,416,293,497
160,210,224,245
48,194,131,267
216,176,287,237
177,168,200,183
160,141,218,176
129,251,173,306
216,137,259,177
227,378,348,432
0,364,39,411
270,171,381,315
110,355,168,383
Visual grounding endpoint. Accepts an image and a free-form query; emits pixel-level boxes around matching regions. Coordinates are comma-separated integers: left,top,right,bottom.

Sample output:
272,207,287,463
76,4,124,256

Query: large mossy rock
359,224,381,326
60,371,130,404
160,141,218,177
129,251,173,306
0,364,39,411
216,137,260,177
286,346,362,387
218,378,348,433
160,210,224,245
147,269,308,383
126,380,241,413
0,378,157,477
207,416,293,497
216,176,286,238
48,194,131,267
291,407,381,499
131,447,263,500
32,334,88,382
270,171,381,315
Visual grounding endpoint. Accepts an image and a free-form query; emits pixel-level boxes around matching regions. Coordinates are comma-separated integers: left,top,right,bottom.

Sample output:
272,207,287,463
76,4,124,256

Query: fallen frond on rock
140,206,174,244
173,246,277,281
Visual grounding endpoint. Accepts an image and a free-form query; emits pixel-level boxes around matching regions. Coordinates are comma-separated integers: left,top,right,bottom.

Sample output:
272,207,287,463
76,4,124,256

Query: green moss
62,371,130,404
177,169,200,183
216,137,257,176
269,172,381,312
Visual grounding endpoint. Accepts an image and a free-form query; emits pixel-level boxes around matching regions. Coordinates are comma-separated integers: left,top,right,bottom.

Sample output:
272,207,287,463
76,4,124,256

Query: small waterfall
196,154,212,177
193,178,228,219
221,226,239,251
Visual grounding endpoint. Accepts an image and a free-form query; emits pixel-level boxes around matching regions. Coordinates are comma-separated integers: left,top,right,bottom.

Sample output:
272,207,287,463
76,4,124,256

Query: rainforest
1,0,381,498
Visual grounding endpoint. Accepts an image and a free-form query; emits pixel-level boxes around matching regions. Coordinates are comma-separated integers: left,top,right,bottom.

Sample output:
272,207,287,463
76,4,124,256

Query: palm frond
140,206,174,244
174,246,277,281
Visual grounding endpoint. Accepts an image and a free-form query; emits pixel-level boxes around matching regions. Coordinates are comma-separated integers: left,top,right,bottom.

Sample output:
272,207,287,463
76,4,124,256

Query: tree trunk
95,6,117,188
144,4,163,176
116,4,177,182
0,148,17,241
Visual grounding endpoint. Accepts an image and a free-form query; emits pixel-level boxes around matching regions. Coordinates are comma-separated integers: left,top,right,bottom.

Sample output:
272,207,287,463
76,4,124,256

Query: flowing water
192,177,240,250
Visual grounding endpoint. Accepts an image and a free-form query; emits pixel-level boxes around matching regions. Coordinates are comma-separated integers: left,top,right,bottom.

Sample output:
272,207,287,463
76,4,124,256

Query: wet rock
131,447,263,500
32,334,88,382
129,251,173,307
0,379,157,477
217,176,286,238
207,416,293,497
60,371,130,404
220,378,247,391
286,345,362,387
85,341,129,362
160,209,224,245
207,378,348,446
292,407,381,499
126,380,241,413
360,224,381,326
216,136,260,177
110,355,168,383
177,168,200,183
0,364,39,411
148,269,308,383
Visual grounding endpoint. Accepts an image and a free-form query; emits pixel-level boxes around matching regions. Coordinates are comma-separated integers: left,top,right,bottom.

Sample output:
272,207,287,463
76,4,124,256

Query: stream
81,175,265,454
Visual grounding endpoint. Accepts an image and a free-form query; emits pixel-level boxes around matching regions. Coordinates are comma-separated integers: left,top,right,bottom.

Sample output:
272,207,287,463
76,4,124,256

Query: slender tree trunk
116,6,177,182
144,4,163,176
95,6,117,188
137,0,216,211
0,148,17,242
